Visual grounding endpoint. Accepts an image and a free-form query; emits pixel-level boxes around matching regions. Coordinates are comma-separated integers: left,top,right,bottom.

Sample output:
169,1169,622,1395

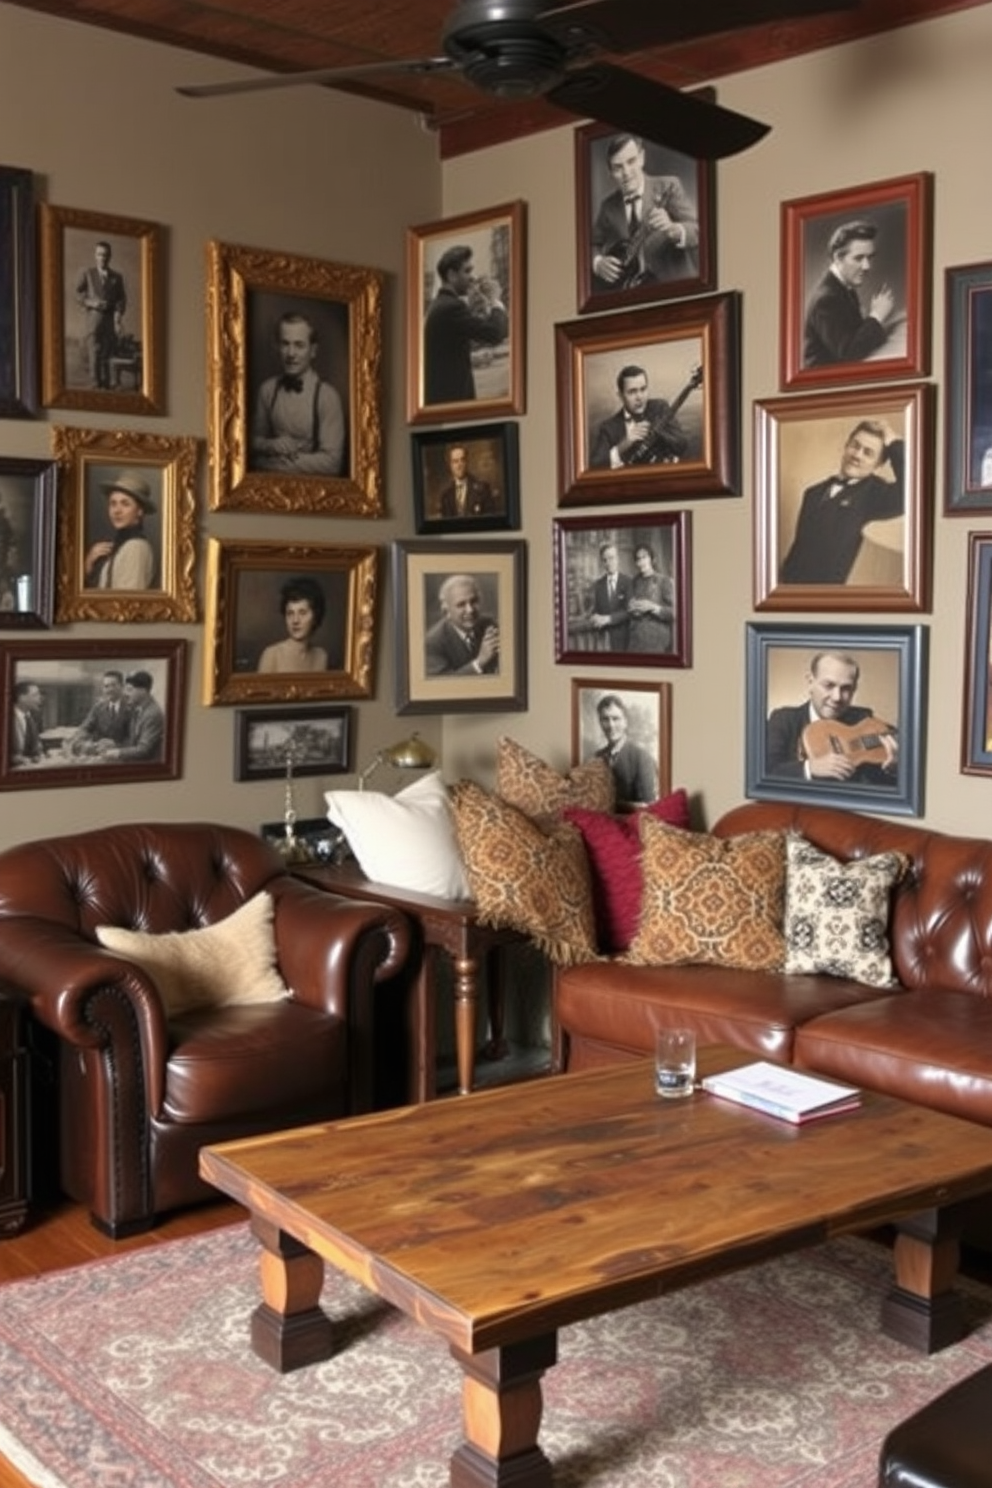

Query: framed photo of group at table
780,172,932,394
753,382,933,613
744,621,927,818
0,637,186,790
553,511,691,669
554,291,740,507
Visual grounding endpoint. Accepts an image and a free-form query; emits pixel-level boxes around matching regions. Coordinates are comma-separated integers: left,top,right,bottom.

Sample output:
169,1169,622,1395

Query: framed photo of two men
745,622,927,818
555,291,740,507
780,172,932,393
753,382,934,613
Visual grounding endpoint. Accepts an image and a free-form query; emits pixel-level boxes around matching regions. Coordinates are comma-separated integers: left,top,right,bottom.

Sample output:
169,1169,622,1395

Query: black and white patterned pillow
783,832,907,987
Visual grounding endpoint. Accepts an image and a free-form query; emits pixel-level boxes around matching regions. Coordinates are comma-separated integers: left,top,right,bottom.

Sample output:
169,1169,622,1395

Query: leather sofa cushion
163,1001,344,1124
879,1361,992,1488
556,961,887,1065
794,989,992,1125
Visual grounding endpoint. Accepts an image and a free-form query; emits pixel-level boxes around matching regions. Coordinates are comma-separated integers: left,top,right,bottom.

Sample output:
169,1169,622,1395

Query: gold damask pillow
494,736,614,826
449,779,597,966
624,818,786,971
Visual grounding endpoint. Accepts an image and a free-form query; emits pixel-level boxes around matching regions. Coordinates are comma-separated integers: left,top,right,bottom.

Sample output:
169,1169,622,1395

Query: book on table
700,1061,861,1124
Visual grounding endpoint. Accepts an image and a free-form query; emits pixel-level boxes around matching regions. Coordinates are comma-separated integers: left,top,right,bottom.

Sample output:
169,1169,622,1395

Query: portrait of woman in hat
83,467,158,590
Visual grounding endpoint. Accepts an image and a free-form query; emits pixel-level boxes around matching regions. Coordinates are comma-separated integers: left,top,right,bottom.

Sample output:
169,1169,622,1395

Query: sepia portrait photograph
574,118,715,314
554,511,691,668
780,173,932,392
39,203,163,415
754,383,933,612
411,421,519,535
571,677,672,808
745,622,926,816
1,638,186,790
0,456,56,628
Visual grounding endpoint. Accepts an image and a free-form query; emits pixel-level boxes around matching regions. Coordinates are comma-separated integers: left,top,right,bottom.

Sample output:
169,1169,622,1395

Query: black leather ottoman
878,1363,992,1488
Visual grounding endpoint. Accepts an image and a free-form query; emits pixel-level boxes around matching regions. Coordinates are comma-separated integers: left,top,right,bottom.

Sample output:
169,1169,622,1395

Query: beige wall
2,2,991,850
440,4,992,835
0,2,440,847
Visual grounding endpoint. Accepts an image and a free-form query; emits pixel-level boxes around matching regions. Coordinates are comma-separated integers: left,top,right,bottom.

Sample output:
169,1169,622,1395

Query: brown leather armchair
0,822,411,1237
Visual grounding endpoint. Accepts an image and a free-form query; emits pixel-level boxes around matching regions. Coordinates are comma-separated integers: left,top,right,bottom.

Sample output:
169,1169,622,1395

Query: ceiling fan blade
540,0,859,55
546,62,769,159
176,56,453,100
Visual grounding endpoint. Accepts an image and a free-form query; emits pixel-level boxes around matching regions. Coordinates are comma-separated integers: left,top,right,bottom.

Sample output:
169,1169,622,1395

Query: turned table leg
881,1207,965,1354
248,1214,335,1373
449,1334,557,1488
453,954,480,1096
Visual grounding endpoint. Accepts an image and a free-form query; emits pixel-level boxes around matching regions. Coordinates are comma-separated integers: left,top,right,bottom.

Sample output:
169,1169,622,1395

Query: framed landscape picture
234,705,351,782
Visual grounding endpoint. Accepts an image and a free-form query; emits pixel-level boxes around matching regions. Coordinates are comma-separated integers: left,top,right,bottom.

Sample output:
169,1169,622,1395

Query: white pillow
325,770,471,899
95,890,289,1017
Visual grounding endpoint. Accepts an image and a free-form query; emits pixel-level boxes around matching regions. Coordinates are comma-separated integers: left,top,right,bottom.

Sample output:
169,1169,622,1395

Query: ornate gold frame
53,425,199,623
39,203,164,415
206,241,384,516
202,538,379,705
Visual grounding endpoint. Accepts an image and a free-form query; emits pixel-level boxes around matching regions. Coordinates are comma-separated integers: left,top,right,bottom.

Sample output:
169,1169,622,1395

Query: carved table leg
882,1207,965,1354
453,954,480,1096
449,1334,557,1488
249,1213,335,1373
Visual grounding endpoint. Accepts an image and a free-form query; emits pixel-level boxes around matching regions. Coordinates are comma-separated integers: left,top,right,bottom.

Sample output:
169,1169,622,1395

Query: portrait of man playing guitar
766,649,899,786
590,134,700,294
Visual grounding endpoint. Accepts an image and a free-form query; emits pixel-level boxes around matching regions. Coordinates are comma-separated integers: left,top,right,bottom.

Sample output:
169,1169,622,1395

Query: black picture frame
961,533,992,776
411,421,520,535
235,705,351,782
0,455,57,629
392,539,527,715
745,622,927,817
0,165,38,419
944,261,992,514
553,512,691,669
574,118,715,315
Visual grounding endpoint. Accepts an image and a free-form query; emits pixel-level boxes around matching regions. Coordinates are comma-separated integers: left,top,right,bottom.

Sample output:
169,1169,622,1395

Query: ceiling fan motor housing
442,0,569,98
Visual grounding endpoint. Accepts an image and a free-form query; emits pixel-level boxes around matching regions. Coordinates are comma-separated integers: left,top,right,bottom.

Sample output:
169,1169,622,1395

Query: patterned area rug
1,1227,992,1488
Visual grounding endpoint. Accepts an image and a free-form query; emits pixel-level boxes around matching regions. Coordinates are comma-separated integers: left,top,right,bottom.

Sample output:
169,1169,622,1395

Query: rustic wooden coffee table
200,1047,992,1488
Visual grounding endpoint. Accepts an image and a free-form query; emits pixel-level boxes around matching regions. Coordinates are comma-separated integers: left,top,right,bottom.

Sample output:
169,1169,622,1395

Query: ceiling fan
178,0,858,159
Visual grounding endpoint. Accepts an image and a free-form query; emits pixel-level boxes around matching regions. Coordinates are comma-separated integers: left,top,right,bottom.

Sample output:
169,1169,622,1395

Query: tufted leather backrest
714,802,992,1000
0,821,285,940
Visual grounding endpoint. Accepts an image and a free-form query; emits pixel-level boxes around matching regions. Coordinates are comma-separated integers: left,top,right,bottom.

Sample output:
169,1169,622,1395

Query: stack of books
700,1061,861,1125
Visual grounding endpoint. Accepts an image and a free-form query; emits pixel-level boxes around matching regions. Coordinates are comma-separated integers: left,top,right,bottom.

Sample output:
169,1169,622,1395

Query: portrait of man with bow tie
250,307,347,477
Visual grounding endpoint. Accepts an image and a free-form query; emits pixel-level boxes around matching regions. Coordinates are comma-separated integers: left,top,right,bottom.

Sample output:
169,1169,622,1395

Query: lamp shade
382,733,436,770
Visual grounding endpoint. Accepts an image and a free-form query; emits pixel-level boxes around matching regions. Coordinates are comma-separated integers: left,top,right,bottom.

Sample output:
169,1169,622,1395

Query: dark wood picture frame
0,165,38,418
1,638,186,790
39,203,164,415
553,511,692,668
555,291,740,507
411,421,520,535
406,200,526,425
203,538,378,706
52,425,199,624
206,240,384,517
960,533,992,776
745,621,927,817
570,677,672,807
574,118,715,315
234,704,351,782
780,172,932,393
754,383,933,613
392,538,527,715
944,261,992,514
0,455,56,628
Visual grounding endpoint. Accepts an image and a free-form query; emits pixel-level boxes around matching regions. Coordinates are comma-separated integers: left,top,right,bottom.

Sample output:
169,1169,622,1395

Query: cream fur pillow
95,890,289,1017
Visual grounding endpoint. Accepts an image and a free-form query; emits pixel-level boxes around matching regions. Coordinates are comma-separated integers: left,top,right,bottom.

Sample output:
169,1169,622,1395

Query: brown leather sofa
553,801,992,1128
0,822,411,1237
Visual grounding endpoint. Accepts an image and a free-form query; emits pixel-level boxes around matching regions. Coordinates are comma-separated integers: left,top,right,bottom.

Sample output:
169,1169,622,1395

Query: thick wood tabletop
200,1047,992,1355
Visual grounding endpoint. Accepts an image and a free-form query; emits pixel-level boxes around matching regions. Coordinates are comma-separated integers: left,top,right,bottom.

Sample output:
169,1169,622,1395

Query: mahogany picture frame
944,260,992,514
960,532,992,777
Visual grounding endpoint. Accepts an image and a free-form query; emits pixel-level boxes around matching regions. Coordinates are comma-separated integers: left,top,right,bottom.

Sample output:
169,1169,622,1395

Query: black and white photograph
234,705,351,782
944,260,992,514
574,119,714,314
1,638,186,789
554,512,691,668
39,203,163,415
0,455,56,628
571,677,672,807
0,164,38,418
745,622,927,816
411,422,520,534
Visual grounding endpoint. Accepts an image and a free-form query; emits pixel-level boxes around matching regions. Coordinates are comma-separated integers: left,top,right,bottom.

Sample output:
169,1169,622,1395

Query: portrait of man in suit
424,572,500,677
764,648,899,788
589,133,700,296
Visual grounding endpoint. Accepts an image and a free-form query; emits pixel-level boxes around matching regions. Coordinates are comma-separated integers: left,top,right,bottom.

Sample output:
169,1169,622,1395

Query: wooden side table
0,990,29,1236
292,861,525,1101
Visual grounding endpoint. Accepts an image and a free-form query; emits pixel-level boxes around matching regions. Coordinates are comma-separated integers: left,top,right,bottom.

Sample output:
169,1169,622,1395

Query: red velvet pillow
563,790,692,954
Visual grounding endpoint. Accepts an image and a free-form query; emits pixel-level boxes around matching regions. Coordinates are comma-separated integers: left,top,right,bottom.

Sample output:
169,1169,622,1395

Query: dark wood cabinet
0,991,29,1236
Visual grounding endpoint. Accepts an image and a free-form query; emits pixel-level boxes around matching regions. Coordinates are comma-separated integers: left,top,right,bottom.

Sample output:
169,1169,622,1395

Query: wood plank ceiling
6,0,982,156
